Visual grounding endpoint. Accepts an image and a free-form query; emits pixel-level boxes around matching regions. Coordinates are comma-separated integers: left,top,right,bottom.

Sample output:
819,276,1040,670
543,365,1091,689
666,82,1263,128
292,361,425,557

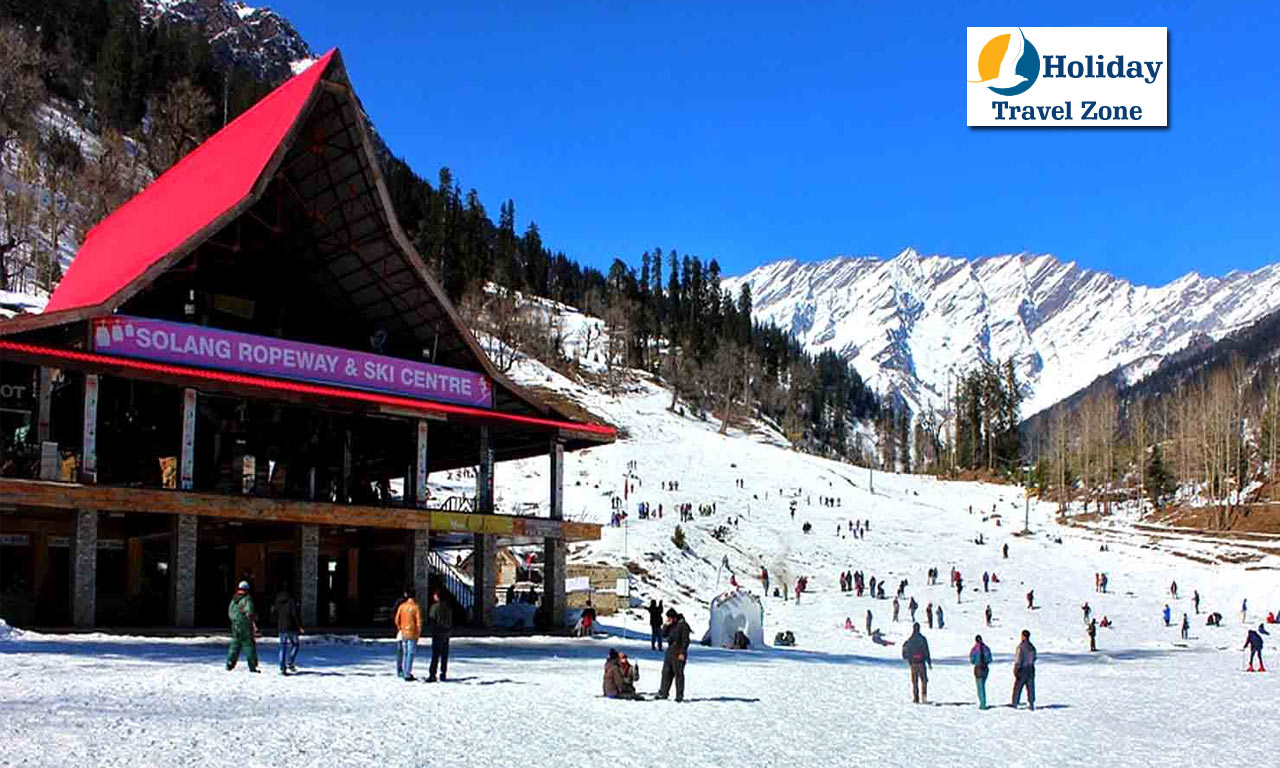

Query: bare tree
0,139,38,290
74,128,147,241
144,78,214,175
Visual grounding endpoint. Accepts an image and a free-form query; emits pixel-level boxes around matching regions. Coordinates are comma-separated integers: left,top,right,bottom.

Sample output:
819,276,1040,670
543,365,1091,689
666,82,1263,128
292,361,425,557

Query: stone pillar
545,437,567,629
171,514,198,627
297,524,319,627
472,533,496,627
410,528,430,610
180,389,197,490
81,374,99,484
413,420,429,508
476,425,493,513
72,509,97,628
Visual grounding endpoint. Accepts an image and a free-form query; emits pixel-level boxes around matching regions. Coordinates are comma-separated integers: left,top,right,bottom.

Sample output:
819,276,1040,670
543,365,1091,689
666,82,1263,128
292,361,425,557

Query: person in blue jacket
1163,604,1171,627
970,634,993,709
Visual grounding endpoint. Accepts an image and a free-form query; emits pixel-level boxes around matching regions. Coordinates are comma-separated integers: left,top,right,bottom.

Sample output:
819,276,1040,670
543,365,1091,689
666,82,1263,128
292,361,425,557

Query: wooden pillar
544,437,567,628
72,509,97,628
36,367,51,443
81,374,99,484
476,425,493,514
180,389,197,491
297,524,318,627
126,538,143,597
414,420,429,508
171,514,198,627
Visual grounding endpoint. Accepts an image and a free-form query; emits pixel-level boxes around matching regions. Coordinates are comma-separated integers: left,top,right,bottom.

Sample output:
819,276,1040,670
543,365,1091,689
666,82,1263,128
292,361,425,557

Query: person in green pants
970,633,992,710
226,580,260,672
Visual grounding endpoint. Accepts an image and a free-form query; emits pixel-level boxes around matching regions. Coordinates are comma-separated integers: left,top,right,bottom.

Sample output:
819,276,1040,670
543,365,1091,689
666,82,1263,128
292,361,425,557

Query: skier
1181,614,1190,641
394,587,422,681
893,597,901,622
1244,627,1266,672
1011,629,1037,710
273,583,303,675
1026,590,1035,610
970,634,993,710
901,622,932,704
648,599,665,651
1087,618,1097,652
909,597,918,623
1192,590,1200,614
985,604,993,627
427,589,453,682
657,608,692,701
983,571,990,592
225,580,260,673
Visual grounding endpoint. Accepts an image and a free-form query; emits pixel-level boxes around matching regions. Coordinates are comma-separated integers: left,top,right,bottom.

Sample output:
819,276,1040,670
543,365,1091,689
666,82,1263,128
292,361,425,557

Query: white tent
708,589,765,649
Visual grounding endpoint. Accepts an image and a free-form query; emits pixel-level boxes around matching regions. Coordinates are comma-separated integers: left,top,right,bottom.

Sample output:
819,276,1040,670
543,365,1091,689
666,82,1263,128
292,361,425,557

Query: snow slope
723,250,1280,417
4,317,1279,767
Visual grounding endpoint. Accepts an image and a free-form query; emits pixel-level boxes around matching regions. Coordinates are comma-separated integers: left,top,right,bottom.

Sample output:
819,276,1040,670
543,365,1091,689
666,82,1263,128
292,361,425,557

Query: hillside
724,250,1280,419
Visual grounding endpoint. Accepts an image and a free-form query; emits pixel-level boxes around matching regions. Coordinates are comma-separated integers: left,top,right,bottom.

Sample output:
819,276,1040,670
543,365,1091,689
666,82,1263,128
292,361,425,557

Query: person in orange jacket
394,588,423,681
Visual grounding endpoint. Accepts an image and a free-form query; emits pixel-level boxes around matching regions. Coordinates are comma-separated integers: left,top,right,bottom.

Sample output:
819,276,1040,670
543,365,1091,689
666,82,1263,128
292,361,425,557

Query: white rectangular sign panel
967,27,1168,127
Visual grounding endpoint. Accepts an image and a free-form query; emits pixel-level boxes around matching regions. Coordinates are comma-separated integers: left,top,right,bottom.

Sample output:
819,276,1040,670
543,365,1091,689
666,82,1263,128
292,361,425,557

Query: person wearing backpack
970,634,993,710
901,622,932,704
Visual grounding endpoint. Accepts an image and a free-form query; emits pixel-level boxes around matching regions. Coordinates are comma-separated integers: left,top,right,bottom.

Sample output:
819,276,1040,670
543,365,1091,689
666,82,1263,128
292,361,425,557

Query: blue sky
271,1,1279,283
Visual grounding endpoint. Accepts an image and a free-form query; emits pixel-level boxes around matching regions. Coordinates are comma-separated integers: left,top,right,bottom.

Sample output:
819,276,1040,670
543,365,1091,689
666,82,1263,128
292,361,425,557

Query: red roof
44,50,337,315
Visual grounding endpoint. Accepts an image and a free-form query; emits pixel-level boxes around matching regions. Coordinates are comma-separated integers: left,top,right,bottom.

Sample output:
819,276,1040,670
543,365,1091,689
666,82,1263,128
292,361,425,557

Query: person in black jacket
901,622,932,704
273,583,303,675
657,608,691,702
427,590,453,682
647,599,665,651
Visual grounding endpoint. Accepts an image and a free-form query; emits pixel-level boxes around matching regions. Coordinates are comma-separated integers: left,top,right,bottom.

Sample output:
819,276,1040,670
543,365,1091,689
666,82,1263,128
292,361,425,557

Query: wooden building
0,50,613,631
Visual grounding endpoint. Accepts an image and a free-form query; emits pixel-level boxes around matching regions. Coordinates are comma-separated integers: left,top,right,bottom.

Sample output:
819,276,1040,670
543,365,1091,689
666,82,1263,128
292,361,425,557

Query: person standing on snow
936,606,945,629
226,580,260,673
1011,629,1037,710
648,599,665,651
1163,604,1172,627
909,597,918,623
893,597,901,622
865,609,873,636
273,583,303,675
1244,627,1266,672
1192,590,1200,614
1003,543,1009,559
901,622,932,704
955,577,964,603
1170,581,1178,600
1181,614,1190,641
394,587,422,681
1026,590,1035,610
1087,618,1097,652
926,602,934,629
427,590,453,682
658,608,692,701
1242,598,1249,624
970,634,993,710
983,571,990,592
985,604,993,627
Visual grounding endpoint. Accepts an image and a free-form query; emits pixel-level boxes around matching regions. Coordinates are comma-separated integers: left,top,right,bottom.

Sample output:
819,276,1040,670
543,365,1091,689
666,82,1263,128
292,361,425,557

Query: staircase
426,551,474,614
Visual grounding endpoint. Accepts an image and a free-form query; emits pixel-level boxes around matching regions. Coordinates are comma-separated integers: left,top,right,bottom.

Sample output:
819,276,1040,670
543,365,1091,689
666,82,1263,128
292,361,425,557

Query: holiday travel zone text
989,101,1144,121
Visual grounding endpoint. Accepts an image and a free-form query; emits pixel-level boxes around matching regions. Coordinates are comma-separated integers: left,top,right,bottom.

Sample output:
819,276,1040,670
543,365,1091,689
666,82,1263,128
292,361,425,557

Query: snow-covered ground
4,354,1280,766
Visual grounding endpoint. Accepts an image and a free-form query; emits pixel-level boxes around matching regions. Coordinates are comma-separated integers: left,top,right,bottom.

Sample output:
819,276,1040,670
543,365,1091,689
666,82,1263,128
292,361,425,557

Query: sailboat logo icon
969,28,1040,97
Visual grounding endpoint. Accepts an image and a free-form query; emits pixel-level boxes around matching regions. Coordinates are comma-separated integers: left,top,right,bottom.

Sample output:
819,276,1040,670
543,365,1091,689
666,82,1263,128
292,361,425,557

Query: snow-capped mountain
140,0,313,83
723,250,1280,418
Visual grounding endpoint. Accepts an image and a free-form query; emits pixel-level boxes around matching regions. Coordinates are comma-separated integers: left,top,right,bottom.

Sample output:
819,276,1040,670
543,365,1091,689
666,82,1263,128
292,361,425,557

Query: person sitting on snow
603,649,639,699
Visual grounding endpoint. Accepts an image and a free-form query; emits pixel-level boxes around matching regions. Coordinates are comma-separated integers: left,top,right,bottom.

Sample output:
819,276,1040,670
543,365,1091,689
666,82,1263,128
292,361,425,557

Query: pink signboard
91,316,493,408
